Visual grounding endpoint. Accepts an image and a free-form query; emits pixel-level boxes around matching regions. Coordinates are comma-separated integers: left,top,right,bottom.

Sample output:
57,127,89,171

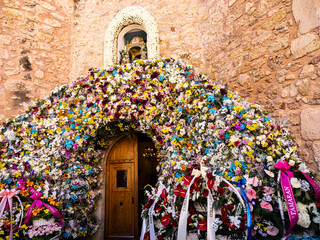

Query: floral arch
104,6,160,67
0,58,320,240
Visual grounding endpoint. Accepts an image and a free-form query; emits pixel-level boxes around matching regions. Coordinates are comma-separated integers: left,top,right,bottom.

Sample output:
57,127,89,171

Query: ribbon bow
274,160,298,239
0,189,23,240
24,189,64,224
232,178,252,240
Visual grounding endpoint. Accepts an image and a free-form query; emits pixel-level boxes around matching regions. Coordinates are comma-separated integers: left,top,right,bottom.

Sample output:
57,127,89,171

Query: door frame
104,135,139,239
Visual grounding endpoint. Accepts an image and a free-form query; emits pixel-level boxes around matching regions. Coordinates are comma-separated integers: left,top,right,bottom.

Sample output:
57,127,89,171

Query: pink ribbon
24,189,64,224
301,172,320,201
0,189,20,240
274,161,298,238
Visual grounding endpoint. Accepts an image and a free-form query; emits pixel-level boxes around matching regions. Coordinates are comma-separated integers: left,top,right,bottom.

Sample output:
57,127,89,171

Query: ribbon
0,189,23,240
148,183,167,240
177,175,197,240
140,218,147,240
232,178,252,240
205,179,215,240
275,160,298,238
24,189,64,224
301,172,320,201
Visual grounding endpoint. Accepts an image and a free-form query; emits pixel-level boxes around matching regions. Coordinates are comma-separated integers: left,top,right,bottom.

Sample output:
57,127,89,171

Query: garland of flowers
0,58,319,239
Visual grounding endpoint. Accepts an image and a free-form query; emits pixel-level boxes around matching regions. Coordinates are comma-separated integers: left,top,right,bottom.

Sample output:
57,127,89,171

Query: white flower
266,156,273,162
298,212,311,228
298,162,309,173
229,216,241,228
288,160,295,166
290,178,301,188
264,170,274,178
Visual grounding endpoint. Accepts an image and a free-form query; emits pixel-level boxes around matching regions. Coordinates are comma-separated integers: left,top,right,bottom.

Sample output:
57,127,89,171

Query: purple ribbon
24,189,64,224
275,160,298,238
301,172,320,201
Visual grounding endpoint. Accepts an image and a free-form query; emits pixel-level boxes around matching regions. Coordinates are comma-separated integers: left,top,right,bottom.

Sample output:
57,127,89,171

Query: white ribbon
140,219,147,240
149,183,166,240
277,171,286,237
177,175,198,240
206,180,215,240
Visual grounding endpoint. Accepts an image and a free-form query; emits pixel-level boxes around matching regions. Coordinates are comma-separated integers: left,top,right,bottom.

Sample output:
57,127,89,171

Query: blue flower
208,95,215,102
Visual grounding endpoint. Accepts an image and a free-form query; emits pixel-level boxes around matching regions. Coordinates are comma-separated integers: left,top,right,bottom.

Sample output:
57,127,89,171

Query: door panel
106,136,138,239
109,163,134,236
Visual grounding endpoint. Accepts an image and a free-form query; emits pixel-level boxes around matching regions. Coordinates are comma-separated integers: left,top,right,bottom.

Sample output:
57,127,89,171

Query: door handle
120,201,123,206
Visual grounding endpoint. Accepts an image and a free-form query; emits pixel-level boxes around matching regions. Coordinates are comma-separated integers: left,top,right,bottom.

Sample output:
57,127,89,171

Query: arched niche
104,6,160,68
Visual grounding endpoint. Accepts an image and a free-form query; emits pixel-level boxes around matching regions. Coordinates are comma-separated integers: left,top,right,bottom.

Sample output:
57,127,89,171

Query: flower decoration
0,58,319,239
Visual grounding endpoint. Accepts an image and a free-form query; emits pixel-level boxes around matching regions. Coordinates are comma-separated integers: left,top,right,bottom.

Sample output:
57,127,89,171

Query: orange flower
21,188,29,197
26,179,34,187
0,183,5,190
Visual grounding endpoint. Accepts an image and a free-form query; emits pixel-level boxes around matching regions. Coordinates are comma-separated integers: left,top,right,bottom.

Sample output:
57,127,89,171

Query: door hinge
132,197,134,204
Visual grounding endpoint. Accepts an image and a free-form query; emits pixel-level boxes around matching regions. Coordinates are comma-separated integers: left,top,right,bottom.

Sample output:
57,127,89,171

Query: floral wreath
0,58,319,240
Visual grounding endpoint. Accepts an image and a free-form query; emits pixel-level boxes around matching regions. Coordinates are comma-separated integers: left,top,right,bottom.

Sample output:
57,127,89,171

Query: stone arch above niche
117,24,146,62
104,6,160,67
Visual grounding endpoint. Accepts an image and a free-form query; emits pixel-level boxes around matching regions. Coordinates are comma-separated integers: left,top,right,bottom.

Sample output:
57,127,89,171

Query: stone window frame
104,6,160,67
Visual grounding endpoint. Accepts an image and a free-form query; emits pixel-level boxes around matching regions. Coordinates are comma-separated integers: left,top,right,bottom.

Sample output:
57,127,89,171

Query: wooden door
106,136,138,239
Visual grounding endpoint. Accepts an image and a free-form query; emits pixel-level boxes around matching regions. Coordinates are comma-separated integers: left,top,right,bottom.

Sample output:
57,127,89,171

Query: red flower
227,223,236,230
184,176,192,185
189,208,196,215
143,232,150,240
217,186,225,194
220,88,226,94
240,222,246,231
316,202,320,208
174,188,180,196
155,206,162,213
172,219,178,227
197,220,207,231
161,215,171,226
161,189,167,199
207,178,215,189
187,217,192,224
179,189,187,198
158,236,164,240
207,172,213,179
227,204,234,211
221,205,228,215
221,216,229,223
202,189,209,197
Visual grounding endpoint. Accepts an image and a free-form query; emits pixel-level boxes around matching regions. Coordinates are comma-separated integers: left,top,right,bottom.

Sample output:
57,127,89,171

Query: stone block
0,49,9,59
312,141,320,164
2,17,16,29
38,32,54,43
262,8,287,29
292,0,320,34
238,74,250,86
291,33,320,59
4,0,20,8
0,35,11,45
44,18,61,28
268,35,289,52
35,69,44,79
50,12,65,21
39,1,56,11
3,8,24,20
301,107,320,140
299,65,315,78
249,47,266,61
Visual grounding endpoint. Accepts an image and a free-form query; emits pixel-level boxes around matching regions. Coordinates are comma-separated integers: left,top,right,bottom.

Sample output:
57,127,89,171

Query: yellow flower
0,230,4,235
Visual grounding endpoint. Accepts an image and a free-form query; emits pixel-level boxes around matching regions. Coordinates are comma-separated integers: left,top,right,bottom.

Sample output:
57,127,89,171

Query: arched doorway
105,134,158,239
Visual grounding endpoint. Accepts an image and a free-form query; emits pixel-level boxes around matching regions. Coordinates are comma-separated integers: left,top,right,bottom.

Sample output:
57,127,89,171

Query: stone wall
0,0,73,118
1,0,320,171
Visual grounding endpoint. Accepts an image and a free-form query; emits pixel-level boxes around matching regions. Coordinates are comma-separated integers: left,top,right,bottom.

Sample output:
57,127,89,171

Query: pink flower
247,188,257,201
248,176,260,187
260,201,273,211
263,187,275,195
266,226,279,236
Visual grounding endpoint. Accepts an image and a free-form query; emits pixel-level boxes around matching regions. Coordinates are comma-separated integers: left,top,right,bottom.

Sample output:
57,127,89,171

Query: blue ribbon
232,178,252,240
